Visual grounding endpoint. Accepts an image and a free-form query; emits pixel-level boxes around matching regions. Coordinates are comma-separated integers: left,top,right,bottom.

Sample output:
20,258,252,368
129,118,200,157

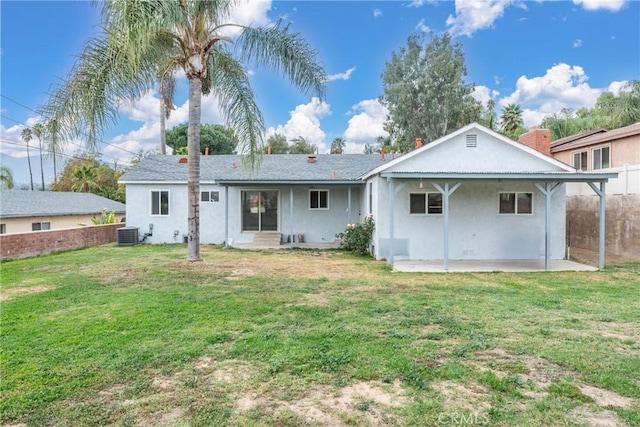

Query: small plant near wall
336,215,375,256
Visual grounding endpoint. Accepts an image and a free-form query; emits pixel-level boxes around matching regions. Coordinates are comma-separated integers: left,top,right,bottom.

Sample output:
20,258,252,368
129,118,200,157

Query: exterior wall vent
466,134,478,148
117,227,139,246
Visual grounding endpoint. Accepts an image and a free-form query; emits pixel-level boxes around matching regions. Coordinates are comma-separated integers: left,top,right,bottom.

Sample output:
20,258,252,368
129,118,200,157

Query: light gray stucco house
119,123,616,269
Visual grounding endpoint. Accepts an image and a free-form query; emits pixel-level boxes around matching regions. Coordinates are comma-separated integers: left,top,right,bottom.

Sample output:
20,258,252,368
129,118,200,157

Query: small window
592,146,610,170
368,182,373,215
0,224,6,234
31,222,51,231
201,191,219,202
572,151,587,170
410,193,442,214
151,190,169,216
310,190,329,209
499,192,533,215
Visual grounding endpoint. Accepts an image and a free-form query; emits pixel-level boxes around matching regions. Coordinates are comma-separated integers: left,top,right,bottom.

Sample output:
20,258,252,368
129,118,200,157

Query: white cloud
471,85,500,105
573,0,627,11
221,0,273,37
326,67,356,82
266,97,331,153
498,63,614,127
416,19,431,33
606,80,629,96
445,0,516,37
408,0,436,7
573,39,583,48
373,8,382,18
343,99,388,150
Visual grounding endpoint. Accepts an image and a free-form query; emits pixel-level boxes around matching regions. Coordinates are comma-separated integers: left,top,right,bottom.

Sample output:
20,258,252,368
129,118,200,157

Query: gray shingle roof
0,190,126,218
119,154,394,183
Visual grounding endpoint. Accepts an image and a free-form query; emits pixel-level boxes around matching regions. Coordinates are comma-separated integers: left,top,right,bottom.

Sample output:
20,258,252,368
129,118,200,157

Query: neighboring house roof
0,190,126,219
119,154,393,184
550,128,608,150
550,122,640,153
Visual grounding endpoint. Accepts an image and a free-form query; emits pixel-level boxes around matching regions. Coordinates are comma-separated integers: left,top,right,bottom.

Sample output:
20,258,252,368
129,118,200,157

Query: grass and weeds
1,244,639,426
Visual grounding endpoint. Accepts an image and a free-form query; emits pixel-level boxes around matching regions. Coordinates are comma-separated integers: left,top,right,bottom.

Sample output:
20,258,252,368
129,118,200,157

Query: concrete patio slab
393,259,598,273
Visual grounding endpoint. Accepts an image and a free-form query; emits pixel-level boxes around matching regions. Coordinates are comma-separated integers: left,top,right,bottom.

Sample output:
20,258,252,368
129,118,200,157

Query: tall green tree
52,152,125,203
71,164,99,193
480,99,497,131
0,166,14,189
380,32,481,152
45,118,62,184
32,123,46,191
499,103,526,139
264,133,289,154
20,128,34,191
363,143,376,154
330,137,345,154
166,123,237,154
42,0,326,261
288,136,317,154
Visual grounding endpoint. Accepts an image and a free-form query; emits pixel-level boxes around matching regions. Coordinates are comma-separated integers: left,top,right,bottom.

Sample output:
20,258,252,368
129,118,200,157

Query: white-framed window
0,224,6,234
409,193,443,215
592,146,610,170
309,189,329,209
499,192,533,215
151,190,169,216
572,150,587,170
201,191,219,202
368,182,373,215
32,222,51,231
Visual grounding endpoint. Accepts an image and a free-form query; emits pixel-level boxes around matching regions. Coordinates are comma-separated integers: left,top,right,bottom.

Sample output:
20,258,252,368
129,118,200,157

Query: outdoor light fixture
419,178,424,189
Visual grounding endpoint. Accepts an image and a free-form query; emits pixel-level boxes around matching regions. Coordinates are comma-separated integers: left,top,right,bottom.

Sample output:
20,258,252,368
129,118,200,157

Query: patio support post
347,186,352,224
534,182,562,270
388,178,395,268
587,181,607,269
432,182,461,271
224,185,229,246
290,187,294,248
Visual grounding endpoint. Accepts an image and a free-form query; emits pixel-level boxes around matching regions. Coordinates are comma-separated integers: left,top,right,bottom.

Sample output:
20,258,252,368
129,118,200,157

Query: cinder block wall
0,223,125,260
567,195,640,261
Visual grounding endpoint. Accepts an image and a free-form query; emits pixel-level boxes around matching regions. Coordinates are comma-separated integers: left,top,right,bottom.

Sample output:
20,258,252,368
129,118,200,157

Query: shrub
336,215,375,256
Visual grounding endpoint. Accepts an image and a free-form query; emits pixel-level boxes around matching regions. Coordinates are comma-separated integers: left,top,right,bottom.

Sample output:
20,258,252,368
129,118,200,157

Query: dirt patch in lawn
432,380,491,413
569,406,625,427
234,379,407,426
578,385,636,408
0,285,54,302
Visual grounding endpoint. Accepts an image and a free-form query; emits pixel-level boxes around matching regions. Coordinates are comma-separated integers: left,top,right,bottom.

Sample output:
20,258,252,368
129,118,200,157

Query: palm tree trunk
187,77,202,262
52,148,58,184
26,142,34,191
39,139,45,191
160,100,167,155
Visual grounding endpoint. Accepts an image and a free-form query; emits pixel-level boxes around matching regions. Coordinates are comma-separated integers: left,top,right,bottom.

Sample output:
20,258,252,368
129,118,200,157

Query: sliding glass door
241,191,278,232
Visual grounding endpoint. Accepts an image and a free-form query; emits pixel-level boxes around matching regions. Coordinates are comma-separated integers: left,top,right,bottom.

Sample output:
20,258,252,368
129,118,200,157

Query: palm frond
208,48,264,173
237,21,326,99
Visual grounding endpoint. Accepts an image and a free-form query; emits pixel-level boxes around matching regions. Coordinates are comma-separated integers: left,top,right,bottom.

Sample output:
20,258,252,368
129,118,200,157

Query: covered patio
393,258,598,273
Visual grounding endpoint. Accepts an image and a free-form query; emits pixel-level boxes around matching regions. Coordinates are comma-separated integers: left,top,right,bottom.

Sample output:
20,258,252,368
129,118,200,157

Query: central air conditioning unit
117,227,139,246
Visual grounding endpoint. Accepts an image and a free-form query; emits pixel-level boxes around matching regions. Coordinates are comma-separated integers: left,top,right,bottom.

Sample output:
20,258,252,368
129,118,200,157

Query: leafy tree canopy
380,32,481,152
264,133,289,154
288,136,317,154
51,152,124,203
166,123,237,155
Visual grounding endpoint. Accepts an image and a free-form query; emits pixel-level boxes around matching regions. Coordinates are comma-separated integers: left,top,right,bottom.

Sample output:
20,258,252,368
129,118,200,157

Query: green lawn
1,245,638,426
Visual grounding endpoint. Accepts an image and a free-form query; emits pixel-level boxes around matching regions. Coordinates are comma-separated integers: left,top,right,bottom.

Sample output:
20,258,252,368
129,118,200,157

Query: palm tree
330,137,345,154
45,118,61,184
32,123,46,191
500,104,524,138
0,166,14,189
41,0,326,262
71,164,98,193
20,128,34,191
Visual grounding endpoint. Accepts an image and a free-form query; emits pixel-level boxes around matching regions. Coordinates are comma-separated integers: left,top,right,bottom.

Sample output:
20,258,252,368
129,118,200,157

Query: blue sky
1,0,638,185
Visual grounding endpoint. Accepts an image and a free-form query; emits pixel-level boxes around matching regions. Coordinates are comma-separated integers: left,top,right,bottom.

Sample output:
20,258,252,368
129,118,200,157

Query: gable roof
0,190,126,219
362,122,575,179
550,122,640,153
119,154,393,184
550,128,609,150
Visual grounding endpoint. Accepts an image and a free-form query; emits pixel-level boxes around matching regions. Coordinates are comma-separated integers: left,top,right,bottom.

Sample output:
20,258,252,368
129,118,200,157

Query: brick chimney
415,137,423,149
518,126,551,155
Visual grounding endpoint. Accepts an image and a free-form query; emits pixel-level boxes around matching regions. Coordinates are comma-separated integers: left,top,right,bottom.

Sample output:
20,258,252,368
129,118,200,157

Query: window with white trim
572,151,587,170
592,146,610,169
201,191,219,202
32,222,51,231
309,190,329,209
499,192,533,215
0,224,6,234
410,193,442,214
151,190,169,216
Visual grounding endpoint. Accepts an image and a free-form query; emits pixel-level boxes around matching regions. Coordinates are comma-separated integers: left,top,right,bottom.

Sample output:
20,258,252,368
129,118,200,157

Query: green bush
336,215,375,256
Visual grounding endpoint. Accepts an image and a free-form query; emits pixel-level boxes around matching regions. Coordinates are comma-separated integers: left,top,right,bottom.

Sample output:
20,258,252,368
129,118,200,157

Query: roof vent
178,157,188,164
466,134,477,148
308,155,317,163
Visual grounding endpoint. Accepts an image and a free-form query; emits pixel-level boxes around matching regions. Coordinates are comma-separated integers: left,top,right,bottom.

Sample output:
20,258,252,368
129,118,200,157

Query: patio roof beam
379,172,616,182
